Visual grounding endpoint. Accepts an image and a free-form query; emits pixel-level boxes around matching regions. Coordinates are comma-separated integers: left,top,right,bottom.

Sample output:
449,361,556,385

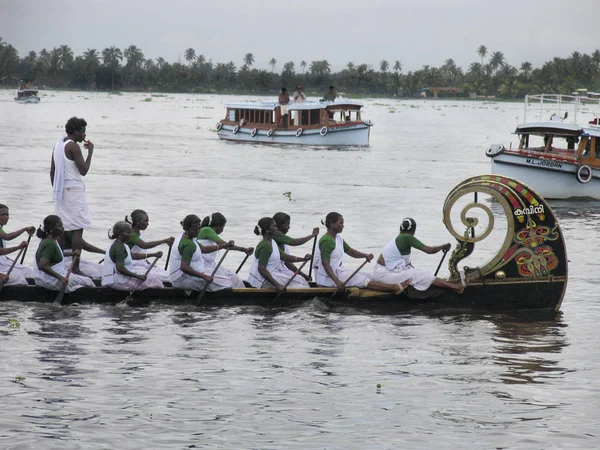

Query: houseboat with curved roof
215,100,372,146
486,94,600,199
14,81,40,103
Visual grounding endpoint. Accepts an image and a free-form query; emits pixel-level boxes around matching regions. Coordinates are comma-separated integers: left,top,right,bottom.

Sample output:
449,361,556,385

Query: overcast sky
2,0,599,72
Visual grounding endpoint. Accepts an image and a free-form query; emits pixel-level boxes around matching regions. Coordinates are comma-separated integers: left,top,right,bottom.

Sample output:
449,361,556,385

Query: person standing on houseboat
313,212,405,294
247,217,311,291
272,212,318,284
278,87,290,127
167,214,233,292
125,209,174,282
33,215,95,292
101,221,164,291
0,204,35,285
293,85,306,103
372,217,465,294
322,85,336,102
198,212,252,288
50,116,94,276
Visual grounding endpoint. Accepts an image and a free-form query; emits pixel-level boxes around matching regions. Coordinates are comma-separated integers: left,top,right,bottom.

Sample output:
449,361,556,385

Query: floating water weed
283,191,292,201
8,319,20,329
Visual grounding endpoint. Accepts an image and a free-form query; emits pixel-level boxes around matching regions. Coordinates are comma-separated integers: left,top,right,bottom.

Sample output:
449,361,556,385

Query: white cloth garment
248,240,307,289
63,255,102,279
372,238,435,291
198,238,245,289
168,234,227,292
130,232,170,282
52,137,92,230
101,242,163,291
276,242,309,288
32,239,94,292
0,254,31,286
313,234,372,288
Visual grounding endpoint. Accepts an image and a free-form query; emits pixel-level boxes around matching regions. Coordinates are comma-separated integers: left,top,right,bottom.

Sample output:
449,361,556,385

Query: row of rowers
0,207,466,295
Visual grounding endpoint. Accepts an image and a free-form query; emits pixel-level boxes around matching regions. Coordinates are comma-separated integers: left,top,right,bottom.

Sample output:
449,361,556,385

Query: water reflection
491,315,568,385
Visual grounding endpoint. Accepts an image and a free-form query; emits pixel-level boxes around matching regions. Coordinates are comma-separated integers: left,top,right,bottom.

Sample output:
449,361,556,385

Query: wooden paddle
19,233,33,264
434,248,449,277
235,252,251,274
270,259,310,307
54,254,79,306
308,235,317,280
118,255,161,306
194,249,229,306
0,247,26,294
330,259,369,299
164,243,173,271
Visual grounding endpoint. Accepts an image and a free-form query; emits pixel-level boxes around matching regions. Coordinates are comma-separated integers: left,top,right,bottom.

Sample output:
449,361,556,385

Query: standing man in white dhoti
50,117,94,275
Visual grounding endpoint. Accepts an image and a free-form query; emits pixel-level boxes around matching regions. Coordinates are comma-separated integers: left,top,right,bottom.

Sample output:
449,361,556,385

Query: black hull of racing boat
0,278,565,314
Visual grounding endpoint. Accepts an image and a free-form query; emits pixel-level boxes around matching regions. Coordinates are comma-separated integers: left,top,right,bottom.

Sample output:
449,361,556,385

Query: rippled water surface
1,91,599,448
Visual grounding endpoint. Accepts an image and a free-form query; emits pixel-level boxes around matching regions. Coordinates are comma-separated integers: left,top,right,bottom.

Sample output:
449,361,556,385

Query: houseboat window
229,110,236,121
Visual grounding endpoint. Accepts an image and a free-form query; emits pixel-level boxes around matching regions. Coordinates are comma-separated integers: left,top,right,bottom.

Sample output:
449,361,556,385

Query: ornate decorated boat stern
437,174,568,312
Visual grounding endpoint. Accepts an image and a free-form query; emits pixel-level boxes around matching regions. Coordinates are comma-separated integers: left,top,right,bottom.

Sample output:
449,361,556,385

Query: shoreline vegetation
1,38,599,99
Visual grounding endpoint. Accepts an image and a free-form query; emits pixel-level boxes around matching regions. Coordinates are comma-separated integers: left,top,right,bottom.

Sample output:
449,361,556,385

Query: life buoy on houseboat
267,129,274,137
296,128,303,137
320,126,328,136
576,165,593,184
486,144,504,157
215,122,223,131
251,128,258,137
232,125,239,135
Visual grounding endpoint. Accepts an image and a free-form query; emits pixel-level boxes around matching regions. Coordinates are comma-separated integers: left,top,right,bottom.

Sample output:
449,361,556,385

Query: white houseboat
215,100,372,146
486,94,600,199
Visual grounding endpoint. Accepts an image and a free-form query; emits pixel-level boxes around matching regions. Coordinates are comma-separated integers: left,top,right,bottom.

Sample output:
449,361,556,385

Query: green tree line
1,38,599,98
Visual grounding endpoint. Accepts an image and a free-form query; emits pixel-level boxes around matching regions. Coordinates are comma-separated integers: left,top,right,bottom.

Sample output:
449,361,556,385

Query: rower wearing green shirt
0,203,34,285
167,214,233,292
373,217,465,294
313,212,405,294
272,212,319,283
247,217,311,291
198,212,252,288
101,221,164,291
33,215,95,292
125,209,174,282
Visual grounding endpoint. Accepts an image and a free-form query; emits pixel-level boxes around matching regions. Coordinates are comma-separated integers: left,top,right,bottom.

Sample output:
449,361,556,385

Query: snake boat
0,175,568,313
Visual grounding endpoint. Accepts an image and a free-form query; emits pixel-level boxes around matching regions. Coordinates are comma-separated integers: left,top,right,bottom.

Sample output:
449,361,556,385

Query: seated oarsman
247,217,311,291
198,212,252,288
0,203,35,285
125,209,174,282
101,221,163,291
372,217,465,294
313,212,404,294
33,215,95,292
167,214,233,292
272,212,318,284
58,230,105,279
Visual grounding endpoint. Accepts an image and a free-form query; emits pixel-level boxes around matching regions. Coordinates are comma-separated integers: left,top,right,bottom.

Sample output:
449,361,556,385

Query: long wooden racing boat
0,175,568,314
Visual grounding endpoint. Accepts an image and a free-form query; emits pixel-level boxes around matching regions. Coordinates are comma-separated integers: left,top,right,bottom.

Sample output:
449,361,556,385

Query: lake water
0,90,599,449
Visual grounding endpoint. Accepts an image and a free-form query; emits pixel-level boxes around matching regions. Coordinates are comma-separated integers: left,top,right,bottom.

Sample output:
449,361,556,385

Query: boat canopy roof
18,88,38,93
583,126,600,138
224,100,364,111
515,122,583,136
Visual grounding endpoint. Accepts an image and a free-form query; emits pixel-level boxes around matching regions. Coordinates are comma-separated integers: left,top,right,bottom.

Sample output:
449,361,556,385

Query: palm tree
282,61,295,74
393,60,402,73
58,44,74,83
300,60,307,73
477,45,487,65
269,58,277,73
244,53,254,67
520,61,532,80
490,51,504,73
380,60,389,73
102,46,123,90
184,48,196,65
124,45,145,83
83,48,100,87
346,62,355,71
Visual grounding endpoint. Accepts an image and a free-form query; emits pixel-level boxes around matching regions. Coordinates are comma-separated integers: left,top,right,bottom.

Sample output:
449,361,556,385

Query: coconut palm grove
1,38,599,98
